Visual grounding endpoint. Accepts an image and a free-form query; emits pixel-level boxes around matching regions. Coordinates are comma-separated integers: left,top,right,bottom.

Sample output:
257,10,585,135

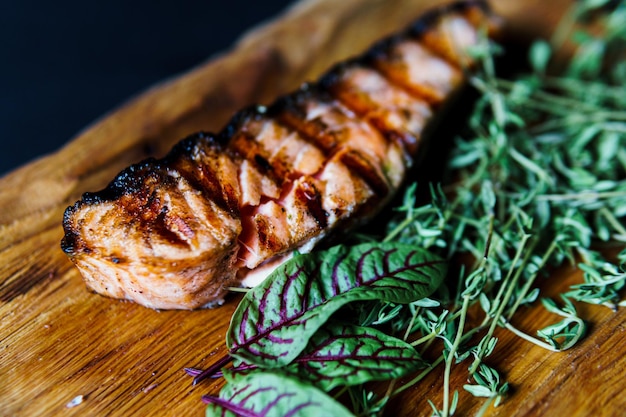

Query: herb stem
498,80,603,112
383,207,439,243
384,315,491,410
391,356,444,397
192,355,233,385
474,396,496,417
599,206,626,238
469,234,534,375
403,306,421,342
542,75,626,97
499,317,560,351
507,238,559,319
530,117,626,134
375,379,398,417
333,386,349,401
226,287,251,293
532,189,626,202
390,319,490,400
442,295,471,417
409,330,438,347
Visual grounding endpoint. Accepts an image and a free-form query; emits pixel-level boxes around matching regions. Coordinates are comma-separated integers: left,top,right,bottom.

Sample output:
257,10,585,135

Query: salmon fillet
61,1,498,310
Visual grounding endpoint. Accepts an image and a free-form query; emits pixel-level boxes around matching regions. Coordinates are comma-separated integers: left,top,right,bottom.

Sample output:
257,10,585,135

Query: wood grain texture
2,0,624,416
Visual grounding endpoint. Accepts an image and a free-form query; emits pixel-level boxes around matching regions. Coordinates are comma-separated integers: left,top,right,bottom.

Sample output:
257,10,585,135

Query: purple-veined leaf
204,372,353,417
225,321,426,391
284,321,426,390
227,242,445,367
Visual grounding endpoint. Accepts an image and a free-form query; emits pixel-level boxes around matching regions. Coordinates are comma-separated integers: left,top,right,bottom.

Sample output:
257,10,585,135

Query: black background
0,0,293,175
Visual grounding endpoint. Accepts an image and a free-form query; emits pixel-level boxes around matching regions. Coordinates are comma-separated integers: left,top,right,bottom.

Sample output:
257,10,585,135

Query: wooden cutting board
1,0,625,415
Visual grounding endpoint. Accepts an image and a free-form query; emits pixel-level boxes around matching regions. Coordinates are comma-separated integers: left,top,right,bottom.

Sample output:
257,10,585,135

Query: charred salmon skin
61,1,498,309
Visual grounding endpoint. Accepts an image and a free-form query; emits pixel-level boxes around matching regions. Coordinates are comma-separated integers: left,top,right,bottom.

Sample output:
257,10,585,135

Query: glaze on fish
61,1,498,309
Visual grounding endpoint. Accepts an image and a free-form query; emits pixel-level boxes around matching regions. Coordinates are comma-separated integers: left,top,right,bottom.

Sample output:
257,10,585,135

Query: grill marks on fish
61,1,497,309
167,135,242,217
273,94,394,195
373,40,464,104
321,65,433,156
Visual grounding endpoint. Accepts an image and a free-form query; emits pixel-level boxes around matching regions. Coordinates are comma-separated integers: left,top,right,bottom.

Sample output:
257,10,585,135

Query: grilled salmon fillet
61,1,498,310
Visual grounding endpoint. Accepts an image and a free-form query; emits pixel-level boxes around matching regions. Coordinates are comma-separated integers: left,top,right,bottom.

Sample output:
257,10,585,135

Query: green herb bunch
190,1,626,416
372,0,626,414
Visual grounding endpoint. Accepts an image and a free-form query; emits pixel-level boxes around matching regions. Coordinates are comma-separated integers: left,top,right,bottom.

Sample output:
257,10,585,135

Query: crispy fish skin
61,1,498,310
62,135,244,309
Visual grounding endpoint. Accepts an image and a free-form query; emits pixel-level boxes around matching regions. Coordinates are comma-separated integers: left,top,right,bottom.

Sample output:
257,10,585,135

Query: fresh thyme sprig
356,0,626,415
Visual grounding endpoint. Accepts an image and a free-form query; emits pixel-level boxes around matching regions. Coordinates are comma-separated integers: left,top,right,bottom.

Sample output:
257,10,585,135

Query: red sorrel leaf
225,321,426,391
226,242,445,367
285,321,426,390
204,372,353,417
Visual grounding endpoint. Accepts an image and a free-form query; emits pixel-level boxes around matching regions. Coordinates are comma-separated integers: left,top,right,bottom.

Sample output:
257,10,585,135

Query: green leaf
222,322,426,391
480,180,496,213
281,322,425,390
204,372,354,417
414,297,441,308
529,40,551,74
227,242,445,367
463,384,494,398
537,297,586,350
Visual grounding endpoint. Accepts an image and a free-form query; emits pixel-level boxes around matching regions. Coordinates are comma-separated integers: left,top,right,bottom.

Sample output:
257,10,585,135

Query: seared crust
62,134,243,309
62,0,498,309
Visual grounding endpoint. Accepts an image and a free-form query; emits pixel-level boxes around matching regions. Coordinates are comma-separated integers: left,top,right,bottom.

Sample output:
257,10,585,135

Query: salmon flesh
61,1,498,309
